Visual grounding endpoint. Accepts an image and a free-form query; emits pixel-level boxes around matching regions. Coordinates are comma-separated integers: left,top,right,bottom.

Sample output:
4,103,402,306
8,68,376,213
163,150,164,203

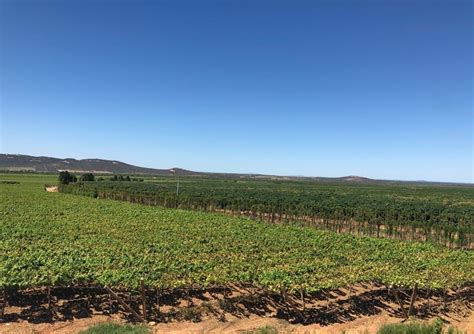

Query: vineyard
1,173,473,327
58,176,474,248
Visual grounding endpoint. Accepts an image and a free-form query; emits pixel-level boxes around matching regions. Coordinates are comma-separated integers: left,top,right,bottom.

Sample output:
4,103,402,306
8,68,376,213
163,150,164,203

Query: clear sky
1,0,472,182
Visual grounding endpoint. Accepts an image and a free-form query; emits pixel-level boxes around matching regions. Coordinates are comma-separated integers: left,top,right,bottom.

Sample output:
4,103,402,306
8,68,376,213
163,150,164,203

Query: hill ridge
1,153,471,186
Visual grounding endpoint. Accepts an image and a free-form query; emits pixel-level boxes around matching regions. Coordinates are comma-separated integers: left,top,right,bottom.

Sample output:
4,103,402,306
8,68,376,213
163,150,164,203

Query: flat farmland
1,173,473,332
59,175,474,248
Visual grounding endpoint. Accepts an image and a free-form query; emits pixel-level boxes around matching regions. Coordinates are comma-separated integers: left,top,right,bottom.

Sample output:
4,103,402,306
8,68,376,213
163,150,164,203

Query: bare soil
1,284,472,333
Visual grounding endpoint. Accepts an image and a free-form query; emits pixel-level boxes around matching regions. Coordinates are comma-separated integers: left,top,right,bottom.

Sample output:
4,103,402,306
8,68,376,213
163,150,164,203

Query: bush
80,173,95,182
80,323,150,334
58,171,77,185
377,319,465,334
242,326,278,334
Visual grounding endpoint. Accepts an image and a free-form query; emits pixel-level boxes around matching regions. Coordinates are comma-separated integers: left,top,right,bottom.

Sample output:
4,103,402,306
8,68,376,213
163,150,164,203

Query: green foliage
1,173,473,292
80,173,95,182
244,326,278,334
58,171,77,184
109,175,133,181
377,319,465,334
59,176,474,248
79,323,150,334
0,180,19,184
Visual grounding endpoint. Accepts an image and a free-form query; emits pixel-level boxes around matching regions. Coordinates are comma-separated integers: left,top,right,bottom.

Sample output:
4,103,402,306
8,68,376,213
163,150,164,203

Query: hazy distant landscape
1,154,471,186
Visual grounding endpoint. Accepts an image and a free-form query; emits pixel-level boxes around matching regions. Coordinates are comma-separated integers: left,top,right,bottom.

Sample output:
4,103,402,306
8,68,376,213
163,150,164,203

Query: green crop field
58,175,474,248
1,173,473,293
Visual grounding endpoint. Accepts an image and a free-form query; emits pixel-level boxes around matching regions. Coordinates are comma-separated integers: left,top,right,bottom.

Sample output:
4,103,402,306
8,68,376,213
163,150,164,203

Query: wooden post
300,288,305,313
407,284,417,317
326,291,329,312
427,288,431,314
393,288,408,319
47,285,52,310
0,289,6,319
156,287,161,316
280,287,290,317
105,286,144,322
281,287,305,322
86,287,91,309
140,278,147,322
109,290,113,314
186,288,191,307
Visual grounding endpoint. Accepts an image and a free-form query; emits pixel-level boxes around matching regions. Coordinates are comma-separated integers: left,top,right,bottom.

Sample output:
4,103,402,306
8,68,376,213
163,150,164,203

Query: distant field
59,174,474,248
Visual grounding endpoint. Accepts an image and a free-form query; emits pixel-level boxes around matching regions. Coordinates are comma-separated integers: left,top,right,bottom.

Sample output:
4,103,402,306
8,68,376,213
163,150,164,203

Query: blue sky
1,0,472,182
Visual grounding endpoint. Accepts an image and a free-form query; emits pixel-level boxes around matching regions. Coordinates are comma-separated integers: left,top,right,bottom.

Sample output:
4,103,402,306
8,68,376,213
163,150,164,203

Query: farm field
2,173,474,290
59,175,474,248
3,0,473,331
0,173,473,333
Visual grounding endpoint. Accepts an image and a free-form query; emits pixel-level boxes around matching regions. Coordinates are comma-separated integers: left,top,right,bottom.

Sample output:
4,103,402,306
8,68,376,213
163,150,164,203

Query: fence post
140,278,147,322
105,286,144,322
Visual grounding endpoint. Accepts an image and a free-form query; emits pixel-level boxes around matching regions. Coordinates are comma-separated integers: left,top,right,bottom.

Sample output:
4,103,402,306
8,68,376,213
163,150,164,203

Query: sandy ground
1,284,472,333
1,311,472,334
150,314,401,334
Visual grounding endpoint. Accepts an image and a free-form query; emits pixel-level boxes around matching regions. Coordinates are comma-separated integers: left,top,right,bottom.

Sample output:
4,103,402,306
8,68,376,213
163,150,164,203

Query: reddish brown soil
1,314,472,334
0,284,472,333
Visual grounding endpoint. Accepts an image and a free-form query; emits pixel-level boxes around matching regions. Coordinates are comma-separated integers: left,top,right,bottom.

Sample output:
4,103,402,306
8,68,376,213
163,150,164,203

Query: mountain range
0,153,373,181
0,154,193,176
0,153,469,185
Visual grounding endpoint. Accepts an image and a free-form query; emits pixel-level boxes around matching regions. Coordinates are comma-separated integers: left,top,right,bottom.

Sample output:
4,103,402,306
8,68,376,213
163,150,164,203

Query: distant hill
0,154,196,176
1,153,373,180
1,153,470,186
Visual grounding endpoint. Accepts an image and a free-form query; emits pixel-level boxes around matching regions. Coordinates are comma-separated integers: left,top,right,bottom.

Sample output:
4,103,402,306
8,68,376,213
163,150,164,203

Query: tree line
58,171,143,184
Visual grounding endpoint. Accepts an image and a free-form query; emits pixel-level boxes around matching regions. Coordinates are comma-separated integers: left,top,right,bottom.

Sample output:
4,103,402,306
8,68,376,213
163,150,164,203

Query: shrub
80,322,150,334
58,171,77,184
377,319,465,334
80,173,95,182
